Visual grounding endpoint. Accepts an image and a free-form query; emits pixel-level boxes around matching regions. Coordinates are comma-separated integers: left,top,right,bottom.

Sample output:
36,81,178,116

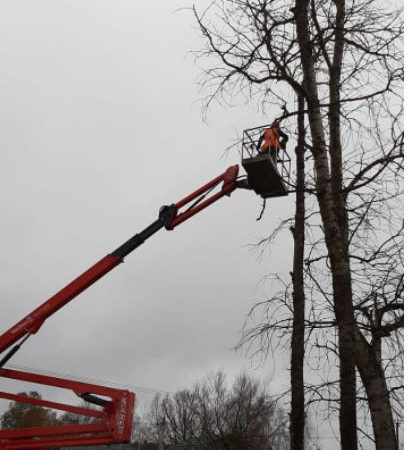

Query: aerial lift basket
241,125,292,198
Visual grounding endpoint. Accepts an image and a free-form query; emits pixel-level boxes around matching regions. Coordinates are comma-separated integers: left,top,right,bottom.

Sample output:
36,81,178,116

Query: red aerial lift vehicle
0,127,291,449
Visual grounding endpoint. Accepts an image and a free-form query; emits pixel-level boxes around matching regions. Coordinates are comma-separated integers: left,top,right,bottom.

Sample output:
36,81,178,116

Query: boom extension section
0,165,239,449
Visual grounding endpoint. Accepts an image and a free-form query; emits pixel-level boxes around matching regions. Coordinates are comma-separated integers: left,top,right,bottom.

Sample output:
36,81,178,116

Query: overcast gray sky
0,1,341,448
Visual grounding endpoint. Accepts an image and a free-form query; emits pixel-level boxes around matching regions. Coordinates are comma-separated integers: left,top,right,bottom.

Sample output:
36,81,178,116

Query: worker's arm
279,129,289,148
257,133,264,151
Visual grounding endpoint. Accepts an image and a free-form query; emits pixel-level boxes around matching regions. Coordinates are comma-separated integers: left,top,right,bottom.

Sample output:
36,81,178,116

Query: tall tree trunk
327,1,397,447
290,93,306,450
352,329,397,450
294,2,358,448
326,2,358,445
294,2,397,449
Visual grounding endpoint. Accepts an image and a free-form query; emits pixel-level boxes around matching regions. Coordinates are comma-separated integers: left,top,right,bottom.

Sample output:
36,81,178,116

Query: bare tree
160,390,198,446
195,372,288,450
193,1,403,449
146,371,289,449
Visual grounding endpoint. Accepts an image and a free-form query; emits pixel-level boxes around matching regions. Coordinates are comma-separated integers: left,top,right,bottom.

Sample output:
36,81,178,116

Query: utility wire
4,363,169,396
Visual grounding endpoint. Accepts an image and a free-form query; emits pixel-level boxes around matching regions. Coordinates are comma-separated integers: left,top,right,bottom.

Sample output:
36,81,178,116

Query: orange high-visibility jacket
261,125,280,152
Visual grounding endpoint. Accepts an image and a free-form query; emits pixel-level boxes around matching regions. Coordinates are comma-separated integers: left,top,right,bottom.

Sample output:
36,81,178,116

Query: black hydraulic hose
0,334,31,369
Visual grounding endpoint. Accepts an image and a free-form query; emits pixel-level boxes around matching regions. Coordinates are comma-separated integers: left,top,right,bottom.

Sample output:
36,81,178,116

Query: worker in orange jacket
257,121,289,163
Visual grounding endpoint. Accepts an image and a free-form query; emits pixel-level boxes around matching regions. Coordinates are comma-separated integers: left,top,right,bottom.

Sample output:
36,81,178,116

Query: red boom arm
0,165,239,449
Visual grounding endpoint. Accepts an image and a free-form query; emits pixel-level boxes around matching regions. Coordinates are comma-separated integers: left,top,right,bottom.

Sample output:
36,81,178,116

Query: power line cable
4,363,169,396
